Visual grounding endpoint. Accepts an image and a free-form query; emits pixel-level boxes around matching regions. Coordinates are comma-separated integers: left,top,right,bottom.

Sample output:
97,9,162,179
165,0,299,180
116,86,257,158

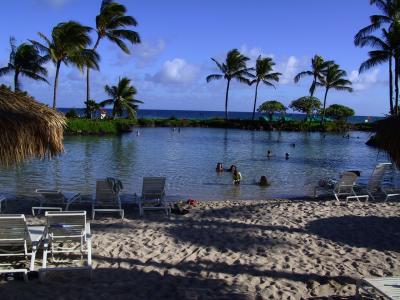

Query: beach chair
138,177,169,216
354,163,400,202
92,180,124,220
0,195,6,213
356,277,400,299
39,211,92,281
33,189,81,215
0,214,45,281
314,172,369,203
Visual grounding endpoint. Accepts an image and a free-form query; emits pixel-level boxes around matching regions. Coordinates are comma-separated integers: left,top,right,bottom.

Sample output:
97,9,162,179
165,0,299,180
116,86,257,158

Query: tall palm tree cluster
0,0,141,118
207,50,352,124
206,49,281,120
356,0,400,116
295,55,352,124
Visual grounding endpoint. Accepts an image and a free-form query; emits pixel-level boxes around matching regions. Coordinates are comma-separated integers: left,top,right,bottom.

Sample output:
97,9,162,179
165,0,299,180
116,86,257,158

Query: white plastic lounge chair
34,189,81,215
92,180,124,220
354,163,400,202
356,277,400,299
39,211,92,281
0,214,45,281
314,172,369,203
138,177,169,216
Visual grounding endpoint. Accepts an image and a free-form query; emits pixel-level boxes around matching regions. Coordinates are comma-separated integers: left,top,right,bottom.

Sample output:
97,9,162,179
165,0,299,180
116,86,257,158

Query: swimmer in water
216,162,224,172
267,150,273,158
233,169,242,185
285,153,290,159
228,165,237,173
258,176,269,186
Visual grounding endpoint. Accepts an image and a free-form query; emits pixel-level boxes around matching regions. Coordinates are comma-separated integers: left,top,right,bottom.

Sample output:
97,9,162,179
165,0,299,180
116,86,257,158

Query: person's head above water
259,176,268,186
285,153,290,159
229,165,237,172
267,150,272,157
216,162,223,172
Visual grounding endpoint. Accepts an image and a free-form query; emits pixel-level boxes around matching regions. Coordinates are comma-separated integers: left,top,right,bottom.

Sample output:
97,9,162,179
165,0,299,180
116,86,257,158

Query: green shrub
65,109,79,119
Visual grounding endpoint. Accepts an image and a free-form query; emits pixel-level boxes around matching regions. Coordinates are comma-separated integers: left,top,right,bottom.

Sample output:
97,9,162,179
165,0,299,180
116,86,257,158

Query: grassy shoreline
65,117,375,135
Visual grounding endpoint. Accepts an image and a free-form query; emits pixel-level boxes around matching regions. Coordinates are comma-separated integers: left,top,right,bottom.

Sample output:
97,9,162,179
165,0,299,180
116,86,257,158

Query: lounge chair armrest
86,222,91,237
67,193,81,204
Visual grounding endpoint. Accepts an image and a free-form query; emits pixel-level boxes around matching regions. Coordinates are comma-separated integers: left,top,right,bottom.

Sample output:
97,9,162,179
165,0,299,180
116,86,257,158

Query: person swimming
258,175,269,186
216,162,224,172
228,165,237,173
291,143,296,148
285,153,290,159
267,150,273,158
232,169,242,185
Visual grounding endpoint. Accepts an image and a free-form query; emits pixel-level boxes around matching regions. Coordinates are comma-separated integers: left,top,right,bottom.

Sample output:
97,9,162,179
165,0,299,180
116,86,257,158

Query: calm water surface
0,128,394,200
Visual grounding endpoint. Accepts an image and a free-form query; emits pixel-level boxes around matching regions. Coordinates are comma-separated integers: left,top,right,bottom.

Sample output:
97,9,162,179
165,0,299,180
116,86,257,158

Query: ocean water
0,128,396,200
59,108,382,124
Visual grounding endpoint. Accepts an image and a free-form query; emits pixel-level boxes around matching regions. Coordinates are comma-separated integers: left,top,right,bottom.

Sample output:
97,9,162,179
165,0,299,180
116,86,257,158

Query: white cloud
35,0,72,8
349,69,380,91
276,56,299,84
114,39,166,68
239,44,274,62
134,40,166,67
146,58,199,85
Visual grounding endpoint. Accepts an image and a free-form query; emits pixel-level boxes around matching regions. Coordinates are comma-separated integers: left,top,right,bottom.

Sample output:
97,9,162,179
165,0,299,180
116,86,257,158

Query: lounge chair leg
30,247,37,271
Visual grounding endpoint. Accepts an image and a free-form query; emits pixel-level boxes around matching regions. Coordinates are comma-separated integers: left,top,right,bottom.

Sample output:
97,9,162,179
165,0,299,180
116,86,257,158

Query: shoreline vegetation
64,117,375,135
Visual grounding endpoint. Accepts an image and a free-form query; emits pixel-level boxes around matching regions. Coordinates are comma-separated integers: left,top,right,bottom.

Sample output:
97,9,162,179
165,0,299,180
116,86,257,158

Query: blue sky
0,0,389,116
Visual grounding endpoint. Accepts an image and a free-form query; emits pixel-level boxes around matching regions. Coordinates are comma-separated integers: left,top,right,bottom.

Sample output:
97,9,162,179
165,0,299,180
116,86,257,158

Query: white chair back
95,180,119,206
367,163,392,191
0,214,30,248
334,172,358,194
142,177,166,201
45,211,86,240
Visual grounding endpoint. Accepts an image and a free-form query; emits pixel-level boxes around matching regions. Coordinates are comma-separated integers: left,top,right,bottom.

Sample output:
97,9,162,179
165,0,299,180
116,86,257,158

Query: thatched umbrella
0,87,66,166
371,116,400,168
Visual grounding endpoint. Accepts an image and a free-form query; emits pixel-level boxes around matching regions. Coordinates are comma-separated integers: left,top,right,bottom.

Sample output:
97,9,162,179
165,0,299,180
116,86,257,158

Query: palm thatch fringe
373,116,400,169
0,87,66,167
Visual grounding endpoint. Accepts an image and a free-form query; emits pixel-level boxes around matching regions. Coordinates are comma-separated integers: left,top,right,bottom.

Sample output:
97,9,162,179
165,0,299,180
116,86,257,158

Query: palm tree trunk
225,79,231,120
310,76,317,98
389,57,394,115
321,87,329,126
14,71,19,92
85,36,101,118
252,80,260,121
53,61,61,109
395,58,399,116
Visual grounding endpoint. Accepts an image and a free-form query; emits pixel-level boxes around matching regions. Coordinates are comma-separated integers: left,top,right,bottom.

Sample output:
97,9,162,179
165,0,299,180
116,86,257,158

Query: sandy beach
1,198,399,299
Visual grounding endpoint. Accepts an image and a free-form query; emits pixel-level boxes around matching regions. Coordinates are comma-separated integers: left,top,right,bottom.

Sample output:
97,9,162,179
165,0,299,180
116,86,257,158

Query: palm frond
206,74,223,82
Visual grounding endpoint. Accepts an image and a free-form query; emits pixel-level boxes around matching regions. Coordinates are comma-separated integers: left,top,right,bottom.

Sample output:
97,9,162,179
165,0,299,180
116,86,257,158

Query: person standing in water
233,169,242,185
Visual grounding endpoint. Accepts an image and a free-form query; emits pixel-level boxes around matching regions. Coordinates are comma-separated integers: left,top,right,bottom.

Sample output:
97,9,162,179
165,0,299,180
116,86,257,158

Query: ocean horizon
58,108,383,124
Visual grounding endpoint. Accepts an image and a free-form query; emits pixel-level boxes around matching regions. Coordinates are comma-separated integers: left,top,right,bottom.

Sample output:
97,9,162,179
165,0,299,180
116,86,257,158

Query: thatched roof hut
0,87,66,166
372,116,400,169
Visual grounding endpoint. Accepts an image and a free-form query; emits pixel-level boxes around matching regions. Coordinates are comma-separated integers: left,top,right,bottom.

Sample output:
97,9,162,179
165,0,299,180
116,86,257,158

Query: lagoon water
0,128,395,200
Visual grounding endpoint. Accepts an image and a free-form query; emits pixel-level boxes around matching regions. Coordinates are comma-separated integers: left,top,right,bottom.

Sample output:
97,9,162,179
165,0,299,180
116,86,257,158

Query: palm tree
206,49,252,120
249,56,281,120
354,0,400,44
84,99,102,119
100,77,143,118
294,55,333,97
30,21,99,109
86,0,141,117
317,63,353,125
358,28,398,115
0,37,49,91
355,0,400,116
